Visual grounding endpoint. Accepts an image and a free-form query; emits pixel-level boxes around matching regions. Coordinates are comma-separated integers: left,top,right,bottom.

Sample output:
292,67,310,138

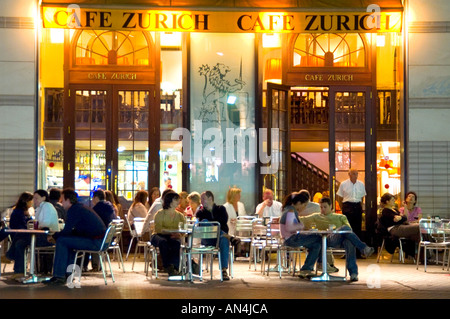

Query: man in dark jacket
49,188,67,221
196,191,240,281
44,188,106,285
86,189,117,271
92,189,116,227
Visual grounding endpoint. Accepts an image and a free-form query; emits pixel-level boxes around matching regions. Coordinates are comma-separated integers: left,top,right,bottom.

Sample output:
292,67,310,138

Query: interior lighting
161,32,181,47
264,58,282,83
50,29,64,43
376,35,386,47
262,33,281,48
227,95,237,104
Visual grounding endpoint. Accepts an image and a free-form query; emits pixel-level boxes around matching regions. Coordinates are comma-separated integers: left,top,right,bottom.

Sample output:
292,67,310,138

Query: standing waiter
336,169,366,246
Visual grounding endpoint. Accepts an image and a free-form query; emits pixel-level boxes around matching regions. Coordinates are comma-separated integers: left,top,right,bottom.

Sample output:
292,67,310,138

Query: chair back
251,218,267,239
235,216,254,240
124,214,134,235
265,221,281,247
133,217,145,236
99,224,117,252
190,221,221,249
109,219,124,244
419,218,450,243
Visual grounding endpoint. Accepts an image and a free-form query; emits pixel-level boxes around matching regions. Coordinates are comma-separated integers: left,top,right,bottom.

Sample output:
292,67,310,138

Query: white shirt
35,201,59,232
337,179,367,203
142,198,163,233
298,201,320,217
255,200,282,218
223,201,246,236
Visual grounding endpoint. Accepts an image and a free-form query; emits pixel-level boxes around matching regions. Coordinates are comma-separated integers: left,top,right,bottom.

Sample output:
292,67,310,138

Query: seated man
297,189,320,217
44,188,106,286
255,189,282,218
299,197,375,282
196,191,240,281
85,189,117,272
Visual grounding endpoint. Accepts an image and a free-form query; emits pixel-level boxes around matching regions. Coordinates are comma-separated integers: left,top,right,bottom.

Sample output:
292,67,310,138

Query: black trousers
342,202,363,240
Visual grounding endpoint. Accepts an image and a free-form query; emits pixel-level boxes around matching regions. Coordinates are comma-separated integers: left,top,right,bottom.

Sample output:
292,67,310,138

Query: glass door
264,83,291,201
329,86,374,234
66,85,156,206
116,88,151,202
71,87,111,204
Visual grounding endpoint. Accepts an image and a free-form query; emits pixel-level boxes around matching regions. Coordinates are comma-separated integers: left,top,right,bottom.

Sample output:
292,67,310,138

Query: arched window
293,33,366,68
73,30,153,67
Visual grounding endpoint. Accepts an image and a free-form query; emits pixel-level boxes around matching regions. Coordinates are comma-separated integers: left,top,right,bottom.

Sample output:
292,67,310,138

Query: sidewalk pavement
1,253,449,300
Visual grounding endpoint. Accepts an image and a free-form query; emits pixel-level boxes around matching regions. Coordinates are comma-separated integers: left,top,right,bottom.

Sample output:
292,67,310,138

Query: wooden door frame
329,85,376,239
63,84,159,194
264,82,292,201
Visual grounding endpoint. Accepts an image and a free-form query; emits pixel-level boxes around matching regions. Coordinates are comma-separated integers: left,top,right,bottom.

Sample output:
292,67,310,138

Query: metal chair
143,221,159,278
261,221,284,277
131,217,150,270
182,221,223,282
234,216,255,257
377,236,406,263
1,217,11,274
24,219,55,275
249,218,266,270
108,219,125,272
71,224,117,285
124,214,145,260
280,241,308,277
0,242,2,277
416,218,450,272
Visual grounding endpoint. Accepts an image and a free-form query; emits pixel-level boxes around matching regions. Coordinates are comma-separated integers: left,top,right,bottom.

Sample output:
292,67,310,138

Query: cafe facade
1,0,449,241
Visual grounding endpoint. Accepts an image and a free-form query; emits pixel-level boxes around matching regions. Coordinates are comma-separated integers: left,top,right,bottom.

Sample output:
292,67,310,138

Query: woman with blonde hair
223,187,246,236
185,192,202,218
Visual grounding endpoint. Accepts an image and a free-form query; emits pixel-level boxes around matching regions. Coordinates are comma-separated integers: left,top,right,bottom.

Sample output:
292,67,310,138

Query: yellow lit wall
376,33,401,90
39,29,64,144
40,30,64,88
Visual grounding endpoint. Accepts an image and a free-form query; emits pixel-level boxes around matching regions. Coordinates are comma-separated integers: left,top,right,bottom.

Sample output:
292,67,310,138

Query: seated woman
127,190,148,226
223,187,246,236
150,191,185,276
185,192,202,218
146,187,161,210
279,192,322,278
6,192,34,279
379,193,420,258
33,189,60,274
399,191,422,223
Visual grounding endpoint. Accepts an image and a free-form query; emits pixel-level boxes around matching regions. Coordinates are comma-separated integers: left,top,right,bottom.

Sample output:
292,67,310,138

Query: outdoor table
5,229,51,284
299,229,352,282
161,228,193,281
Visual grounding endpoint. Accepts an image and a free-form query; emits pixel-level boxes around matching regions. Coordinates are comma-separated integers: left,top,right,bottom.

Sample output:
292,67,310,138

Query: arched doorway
62,30,160,205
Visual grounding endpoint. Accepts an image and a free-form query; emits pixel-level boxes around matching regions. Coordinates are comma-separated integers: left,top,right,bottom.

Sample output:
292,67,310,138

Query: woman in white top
33,189,59,276
127,190,148,226
223,187,246,236
33,190,59,233
185,192,202,218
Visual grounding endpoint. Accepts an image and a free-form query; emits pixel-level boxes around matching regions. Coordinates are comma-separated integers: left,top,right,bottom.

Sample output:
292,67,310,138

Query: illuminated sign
42,7,402,33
